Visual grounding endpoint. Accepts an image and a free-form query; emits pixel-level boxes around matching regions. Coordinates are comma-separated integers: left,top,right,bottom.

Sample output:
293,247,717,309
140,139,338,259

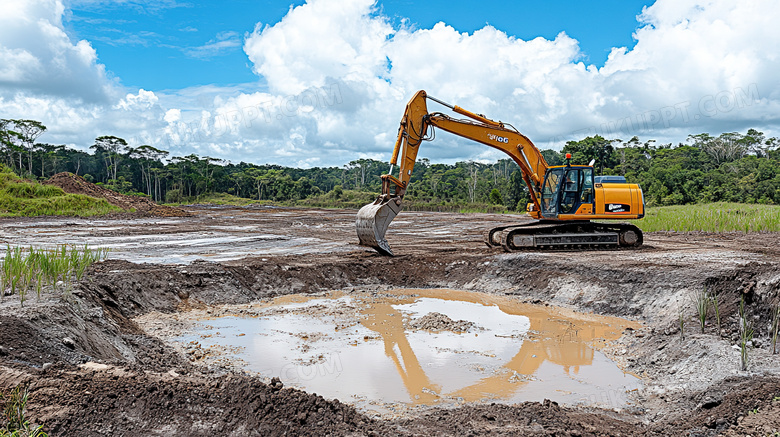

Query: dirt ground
1,205,779,436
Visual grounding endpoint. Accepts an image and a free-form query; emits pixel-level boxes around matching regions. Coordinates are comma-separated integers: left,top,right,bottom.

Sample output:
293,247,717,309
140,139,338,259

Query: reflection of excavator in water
356,90,645,256
358,290,615,404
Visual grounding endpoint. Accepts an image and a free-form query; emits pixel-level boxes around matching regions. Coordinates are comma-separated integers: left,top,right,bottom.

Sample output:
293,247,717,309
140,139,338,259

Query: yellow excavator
356,90,645,256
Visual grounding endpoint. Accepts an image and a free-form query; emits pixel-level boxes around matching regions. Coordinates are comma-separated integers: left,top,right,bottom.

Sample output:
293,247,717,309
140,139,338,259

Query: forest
1,118,779,211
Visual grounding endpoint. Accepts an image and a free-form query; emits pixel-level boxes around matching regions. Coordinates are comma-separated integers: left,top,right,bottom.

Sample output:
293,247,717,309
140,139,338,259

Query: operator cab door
540,167,594,219
540,168,563,219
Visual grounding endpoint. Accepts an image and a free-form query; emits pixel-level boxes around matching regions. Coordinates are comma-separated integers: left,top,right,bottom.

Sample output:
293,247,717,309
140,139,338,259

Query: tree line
1,118,779,209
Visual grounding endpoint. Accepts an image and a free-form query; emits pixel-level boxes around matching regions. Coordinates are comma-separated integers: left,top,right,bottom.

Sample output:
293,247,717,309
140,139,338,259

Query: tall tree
562,135,615,174
466,162,479,203
0,119,17,169
129,145,168,196
689,132,749,165
13,119,47,175
91,136,128,181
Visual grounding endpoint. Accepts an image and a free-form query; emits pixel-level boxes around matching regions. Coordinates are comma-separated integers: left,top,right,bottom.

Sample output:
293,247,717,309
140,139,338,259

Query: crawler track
484,220,643,251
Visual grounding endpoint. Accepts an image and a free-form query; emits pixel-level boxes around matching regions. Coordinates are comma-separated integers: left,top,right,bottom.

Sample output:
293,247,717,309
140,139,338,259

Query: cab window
541,168,563,215
560,169,580,214
580,168,594,203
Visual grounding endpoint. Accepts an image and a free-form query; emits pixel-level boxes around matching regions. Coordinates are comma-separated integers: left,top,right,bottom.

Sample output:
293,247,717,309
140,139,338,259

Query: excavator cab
540,166,594,219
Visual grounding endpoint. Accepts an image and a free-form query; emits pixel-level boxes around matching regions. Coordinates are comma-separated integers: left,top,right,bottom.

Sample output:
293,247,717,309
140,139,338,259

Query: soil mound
45,172,188,217
407,311,478,333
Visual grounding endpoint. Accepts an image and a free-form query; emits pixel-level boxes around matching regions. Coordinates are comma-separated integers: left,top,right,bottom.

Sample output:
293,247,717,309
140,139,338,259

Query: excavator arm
384,90,548,206
357,90,549,255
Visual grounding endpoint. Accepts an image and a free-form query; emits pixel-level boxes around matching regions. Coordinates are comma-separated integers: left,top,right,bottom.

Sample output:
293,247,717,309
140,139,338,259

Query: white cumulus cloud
229,0,780,164
0,0,116,103
1,0,779,167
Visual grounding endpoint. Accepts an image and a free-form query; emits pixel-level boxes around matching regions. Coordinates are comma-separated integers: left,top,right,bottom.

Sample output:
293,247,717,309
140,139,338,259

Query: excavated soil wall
1,248,777,435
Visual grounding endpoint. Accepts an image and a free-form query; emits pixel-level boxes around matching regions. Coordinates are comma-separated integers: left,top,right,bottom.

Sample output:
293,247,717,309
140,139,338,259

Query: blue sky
65,0,652,91
65,0,299,90
2,0,779,168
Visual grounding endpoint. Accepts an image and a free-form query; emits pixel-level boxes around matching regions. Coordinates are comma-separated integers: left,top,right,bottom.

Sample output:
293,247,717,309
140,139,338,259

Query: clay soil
1,205,779,436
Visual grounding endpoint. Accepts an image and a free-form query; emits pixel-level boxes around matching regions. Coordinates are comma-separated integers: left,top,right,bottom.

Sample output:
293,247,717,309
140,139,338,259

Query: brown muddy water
175,289,641,413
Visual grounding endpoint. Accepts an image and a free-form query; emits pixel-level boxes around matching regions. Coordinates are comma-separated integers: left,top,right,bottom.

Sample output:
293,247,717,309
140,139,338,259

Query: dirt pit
139,288,641,415
1,206,780,436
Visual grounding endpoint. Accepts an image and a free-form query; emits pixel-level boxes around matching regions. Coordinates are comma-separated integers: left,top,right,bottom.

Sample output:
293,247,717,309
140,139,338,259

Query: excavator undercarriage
483,221,643,251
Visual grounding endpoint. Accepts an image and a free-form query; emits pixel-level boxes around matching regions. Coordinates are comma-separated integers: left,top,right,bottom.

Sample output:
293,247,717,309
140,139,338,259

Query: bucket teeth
356,197,403,256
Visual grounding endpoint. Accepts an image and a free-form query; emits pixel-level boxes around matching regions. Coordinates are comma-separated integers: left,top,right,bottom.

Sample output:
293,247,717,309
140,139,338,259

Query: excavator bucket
356,196,403,256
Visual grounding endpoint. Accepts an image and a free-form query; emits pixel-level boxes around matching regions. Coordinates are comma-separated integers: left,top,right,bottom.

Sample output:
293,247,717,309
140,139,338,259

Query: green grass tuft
693,288,709,334
637,202,780,233
739,295,754,371
0,385,48,436
2,182,64,199
0,245,109,306
0,165,122,217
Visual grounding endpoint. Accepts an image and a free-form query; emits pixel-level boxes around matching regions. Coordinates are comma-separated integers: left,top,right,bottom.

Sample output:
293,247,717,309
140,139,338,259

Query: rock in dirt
270,376,284,391
701,396,722,409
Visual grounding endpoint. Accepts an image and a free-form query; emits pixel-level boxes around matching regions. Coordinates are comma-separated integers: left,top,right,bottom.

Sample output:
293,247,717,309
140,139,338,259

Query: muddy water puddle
175,289,641,413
